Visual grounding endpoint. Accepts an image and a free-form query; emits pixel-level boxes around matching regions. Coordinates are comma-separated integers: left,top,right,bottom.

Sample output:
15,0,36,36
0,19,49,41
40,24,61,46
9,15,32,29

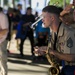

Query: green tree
15,0,20,2
49,0,70,7
4,0,8,5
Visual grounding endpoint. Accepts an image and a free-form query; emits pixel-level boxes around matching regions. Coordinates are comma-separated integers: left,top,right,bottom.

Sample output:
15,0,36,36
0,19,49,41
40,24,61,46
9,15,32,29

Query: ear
51,16,55,21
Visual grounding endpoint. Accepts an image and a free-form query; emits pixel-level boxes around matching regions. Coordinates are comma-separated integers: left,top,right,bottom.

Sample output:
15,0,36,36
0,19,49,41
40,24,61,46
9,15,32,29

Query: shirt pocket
57,36,65,53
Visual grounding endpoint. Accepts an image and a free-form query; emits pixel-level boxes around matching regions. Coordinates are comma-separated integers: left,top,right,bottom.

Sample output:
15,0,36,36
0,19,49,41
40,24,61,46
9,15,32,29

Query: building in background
0,0,73,14
31,0,47,15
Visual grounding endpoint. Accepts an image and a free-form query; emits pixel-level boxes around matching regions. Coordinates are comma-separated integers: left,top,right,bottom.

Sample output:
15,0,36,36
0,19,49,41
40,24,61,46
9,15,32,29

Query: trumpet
30,15,43,29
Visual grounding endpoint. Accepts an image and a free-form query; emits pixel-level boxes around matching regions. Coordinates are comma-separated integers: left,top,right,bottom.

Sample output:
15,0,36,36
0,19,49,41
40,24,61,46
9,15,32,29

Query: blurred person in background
10,8,21,51
11,8,21,31
17,4,22,17
60,4,75,28
0,7,9,75
34,20,50,61
6,7,13,40
35,20,50,47
6,8,13,52
19,7,35,57
34,11,39,20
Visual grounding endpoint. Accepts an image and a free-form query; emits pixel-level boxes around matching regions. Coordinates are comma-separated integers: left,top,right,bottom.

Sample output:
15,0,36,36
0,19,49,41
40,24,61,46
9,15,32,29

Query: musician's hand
48,49,58,56
34,46,47,56
23,22,31,26
60,4,73,16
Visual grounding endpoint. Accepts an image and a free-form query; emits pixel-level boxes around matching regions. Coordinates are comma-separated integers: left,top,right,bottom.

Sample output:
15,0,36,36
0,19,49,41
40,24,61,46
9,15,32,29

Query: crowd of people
0,3,50,75
0,1,75,75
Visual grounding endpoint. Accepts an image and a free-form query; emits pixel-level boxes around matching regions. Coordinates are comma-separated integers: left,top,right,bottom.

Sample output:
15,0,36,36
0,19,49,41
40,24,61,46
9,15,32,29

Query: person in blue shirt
34,20,50,61
35,20,50,46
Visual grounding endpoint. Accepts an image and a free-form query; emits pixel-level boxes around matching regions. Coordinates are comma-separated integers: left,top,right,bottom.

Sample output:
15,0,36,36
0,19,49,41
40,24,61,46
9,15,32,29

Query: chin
44,25,47,28
46,25,49,28
43,23,49,28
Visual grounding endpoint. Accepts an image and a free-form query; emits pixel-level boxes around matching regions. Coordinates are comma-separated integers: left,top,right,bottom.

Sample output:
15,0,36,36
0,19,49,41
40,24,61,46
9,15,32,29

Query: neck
51,21,60,33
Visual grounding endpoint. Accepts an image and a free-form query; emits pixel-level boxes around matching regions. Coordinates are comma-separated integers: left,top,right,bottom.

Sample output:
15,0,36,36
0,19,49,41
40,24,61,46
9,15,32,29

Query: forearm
23,22,31,27
54,51,75,62
0,29,8,36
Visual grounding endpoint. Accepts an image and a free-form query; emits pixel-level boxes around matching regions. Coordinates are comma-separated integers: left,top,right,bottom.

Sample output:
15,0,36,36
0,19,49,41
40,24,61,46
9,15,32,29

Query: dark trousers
19,30,34,56
35,35,48,47
60,65,75,75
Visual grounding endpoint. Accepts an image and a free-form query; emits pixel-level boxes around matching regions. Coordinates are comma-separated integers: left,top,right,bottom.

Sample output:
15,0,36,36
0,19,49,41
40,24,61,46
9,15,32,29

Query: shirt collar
58,23,64,37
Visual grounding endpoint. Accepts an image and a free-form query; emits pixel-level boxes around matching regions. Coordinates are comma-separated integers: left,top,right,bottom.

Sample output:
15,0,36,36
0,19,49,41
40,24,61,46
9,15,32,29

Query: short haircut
42,5,60,17
27,7,32,10
58,7,63,14
17,4,22,6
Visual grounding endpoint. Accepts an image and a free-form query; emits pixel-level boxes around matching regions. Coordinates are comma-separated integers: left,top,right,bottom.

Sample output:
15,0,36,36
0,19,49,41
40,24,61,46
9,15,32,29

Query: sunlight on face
42,12,52,28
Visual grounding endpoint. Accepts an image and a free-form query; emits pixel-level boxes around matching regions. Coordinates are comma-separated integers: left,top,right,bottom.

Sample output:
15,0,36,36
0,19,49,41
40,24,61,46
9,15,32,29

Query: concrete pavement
7,38,50,75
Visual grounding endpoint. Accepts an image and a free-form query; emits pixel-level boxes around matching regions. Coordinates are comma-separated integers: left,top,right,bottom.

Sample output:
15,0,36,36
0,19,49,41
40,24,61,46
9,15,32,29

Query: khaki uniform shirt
48,31,55,49
57,23,75,65
70,24,75,29
69,24,75,29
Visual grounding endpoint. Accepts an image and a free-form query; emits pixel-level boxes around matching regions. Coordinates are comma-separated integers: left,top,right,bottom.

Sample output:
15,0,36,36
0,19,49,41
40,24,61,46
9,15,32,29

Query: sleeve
16,15,21,22
64,31,75,54
0,14,9,29
32,15,35,23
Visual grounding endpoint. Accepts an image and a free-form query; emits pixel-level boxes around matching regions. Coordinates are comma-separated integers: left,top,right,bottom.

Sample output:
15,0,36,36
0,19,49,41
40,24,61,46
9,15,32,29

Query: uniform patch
67,37,73,48
61,50,64,53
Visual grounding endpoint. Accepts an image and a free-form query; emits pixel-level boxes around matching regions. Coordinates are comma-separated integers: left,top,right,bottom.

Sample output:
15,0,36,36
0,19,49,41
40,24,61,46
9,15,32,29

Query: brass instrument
30,15,43,29
46,50,60,75
46,33,60,75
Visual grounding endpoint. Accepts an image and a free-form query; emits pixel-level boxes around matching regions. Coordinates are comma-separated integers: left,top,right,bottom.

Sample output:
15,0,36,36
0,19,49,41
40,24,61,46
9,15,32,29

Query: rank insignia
67,37,73,48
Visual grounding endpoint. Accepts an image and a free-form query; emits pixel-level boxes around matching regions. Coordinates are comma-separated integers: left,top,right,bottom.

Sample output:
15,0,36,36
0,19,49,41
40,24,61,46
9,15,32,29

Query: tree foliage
15,0,20,2
49,0,70,7
4,0,8,5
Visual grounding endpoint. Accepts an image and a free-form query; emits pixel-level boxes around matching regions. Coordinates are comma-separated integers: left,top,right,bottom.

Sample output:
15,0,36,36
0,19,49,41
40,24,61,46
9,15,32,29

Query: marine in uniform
56,23,75,62
60,4,75,29
34,5,75,75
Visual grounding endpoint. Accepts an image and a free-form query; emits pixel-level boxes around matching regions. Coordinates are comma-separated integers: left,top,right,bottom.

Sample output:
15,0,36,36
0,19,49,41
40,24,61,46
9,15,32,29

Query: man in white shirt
0,7,9,75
